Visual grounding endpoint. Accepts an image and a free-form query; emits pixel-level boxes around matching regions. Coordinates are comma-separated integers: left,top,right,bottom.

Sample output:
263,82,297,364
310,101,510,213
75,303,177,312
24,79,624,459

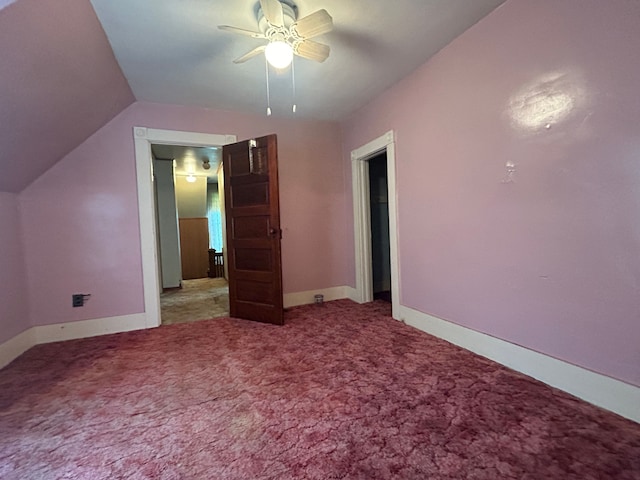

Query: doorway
151,144,229,325
351,130,400,319
133,128,237,328
368,152,391,303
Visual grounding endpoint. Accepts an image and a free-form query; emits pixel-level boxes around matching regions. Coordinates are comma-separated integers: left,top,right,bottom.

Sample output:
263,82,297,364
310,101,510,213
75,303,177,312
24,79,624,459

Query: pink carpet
1,300,639,479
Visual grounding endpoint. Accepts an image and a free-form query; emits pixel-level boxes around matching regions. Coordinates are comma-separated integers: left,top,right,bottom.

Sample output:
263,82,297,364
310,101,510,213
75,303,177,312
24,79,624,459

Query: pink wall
341,0,640,386
0,0,134,193
0,193,29,343
20,102,348,326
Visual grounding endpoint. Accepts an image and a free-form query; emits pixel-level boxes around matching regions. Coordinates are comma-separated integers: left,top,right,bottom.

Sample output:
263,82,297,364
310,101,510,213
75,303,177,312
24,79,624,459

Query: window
207,184,223,251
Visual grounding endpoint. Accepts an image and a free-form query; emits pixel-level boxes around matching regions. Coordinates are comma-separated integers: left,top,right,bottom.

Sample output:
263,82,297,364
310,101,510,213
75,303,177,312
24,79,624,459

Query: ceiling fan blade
233,45,267,64
218,25,266,39
260,0,284,27
292,9,333,39
294,39,330,63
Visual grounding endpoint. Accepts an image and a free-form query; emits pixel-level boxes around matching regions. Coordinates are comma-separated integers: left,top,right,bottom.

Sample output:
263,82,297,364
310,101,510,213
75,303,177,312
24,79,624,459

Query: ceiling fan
218,0,333,69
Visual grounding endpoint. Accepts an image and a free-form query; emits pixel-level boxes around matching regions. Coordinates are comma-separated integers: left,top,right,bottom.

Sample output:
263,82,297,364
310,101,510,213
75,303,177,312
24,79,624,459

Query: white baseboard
399,305,640,424
284,286,351,308
0,329,35,370
0,313,150,370
32,313,149,344
345,286,359,303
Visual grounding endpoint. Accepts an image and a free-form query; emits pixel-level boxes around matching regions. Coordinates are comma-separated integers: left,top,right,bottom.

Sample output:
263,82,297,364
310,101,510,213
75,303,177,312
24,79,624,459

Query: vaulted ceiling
0,0,505,193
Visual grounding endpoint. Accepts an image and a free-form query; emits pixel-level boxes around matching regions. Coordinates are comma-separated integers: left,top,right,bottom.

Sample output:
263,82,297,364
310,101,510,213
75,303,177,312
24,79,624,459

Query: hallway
160,277,229,325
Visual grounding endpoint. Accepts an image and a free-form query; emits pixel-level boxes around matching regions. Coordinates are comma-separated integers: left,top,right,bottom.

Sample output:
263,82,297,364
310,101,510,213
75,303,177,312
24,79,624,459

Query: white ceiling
89,0,505,121
152,144,221,182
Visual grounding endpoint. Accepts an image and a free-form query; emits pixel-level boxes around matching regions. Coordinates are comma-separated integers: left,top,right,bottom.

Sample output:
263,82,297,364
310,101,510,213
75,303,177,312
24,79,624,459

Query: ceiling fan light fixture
265,40,293,69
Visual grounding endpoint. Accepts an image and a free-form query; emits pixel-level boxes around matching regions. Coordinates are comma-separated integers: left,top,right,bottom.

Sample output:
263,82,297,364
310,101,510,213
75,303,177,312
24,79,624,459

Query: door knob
269,227,281,238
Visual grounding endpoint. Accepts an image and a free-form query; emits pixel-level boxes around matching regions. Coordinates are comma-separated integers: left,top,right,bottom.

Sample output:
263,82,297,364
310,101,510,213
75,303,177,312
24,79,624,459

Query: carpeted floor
160,277,229,325
1,300,639,479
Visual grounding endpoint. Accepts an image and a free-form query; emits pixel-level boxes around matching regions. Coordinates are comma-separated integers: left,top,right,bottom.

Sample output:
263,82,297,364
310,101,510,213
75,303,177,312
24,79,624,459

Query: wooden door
178,217,210,279
223,135,283,325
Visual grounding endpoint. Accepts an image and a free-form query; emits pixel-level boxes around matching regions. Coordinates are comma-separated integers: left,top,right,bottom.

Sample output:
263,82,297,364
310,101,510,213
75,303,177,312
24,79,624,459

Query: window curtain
207,184,223,251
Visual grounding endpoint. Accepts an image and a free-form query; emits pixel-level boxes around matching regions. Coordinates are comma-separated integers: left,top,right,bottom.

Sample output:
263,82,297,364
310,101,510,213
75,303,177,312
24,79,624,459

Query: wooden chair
208,249,224,278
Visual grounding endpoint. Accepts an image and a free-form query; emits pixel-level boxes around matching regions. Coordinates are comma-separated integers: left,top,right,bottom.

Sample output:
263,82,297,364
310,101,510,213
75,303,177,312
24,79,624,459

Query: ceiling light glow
265,41,293,69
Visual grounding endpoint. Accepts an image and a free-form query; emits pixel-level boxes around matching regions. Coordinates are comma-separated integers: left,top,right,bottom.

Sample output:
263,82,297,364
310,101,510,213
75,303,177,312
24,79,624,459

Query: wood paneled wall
179,218,209,279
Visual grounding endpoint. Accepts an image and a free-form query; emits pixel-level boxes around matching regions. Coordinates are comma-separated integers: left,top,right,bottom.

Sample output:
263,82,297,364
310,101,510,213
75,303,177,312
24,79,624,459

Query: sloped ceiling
0,0,134,193
0,0,506,193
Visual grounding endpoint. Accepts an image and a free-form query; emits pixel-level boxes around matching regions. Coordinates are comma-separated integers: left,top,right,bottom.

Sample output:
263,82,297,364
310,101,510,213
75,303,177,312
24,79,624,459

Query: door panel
236,279,273,303
235,249,272,271
223,135,283,325
178,217,209,280
233,216,270,238
232,183,269,206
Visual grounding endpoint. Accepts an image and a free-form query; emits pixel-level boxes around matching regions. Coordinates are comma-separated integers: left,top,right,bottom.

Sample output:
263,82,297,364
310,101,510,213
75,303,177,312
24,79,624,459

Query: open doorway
132,127,237,329
368,152,391,303
351,130,400,319
152,144,230,325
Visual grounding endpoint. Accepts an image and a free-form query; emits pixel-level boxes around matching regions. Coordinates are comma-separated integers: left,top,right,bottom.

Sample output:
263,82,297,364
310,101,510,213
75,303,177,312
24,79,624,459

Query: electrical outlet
72,294,84,307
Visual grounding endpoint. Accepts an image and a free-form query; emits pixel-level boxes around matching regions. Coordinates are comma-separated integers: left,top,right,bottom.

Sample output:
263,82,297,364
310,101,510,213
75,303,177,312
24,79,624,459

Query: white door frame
351,130,400,319
133,127,237,328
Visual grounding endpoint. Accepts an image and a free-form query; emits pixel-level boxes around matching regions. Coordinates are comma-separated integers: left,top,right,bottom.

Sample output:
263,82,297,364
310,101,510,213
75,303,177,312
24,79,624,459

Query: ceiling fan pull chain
265,57,272,116
291,58,297,114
